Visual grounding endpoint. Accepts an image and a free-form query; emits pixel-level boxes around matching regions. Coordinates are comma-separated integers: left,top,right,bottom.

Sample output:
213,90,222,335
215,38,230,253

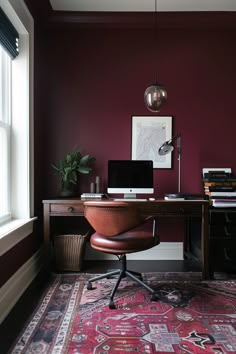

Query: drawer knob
68,207,74,212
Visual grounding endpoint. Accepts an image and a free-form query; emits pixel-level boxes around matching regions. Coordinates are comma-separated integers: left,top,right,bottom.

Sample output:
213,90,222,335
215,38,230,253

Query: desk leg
201,203,210,279
184,216,191,257
43,203,51,269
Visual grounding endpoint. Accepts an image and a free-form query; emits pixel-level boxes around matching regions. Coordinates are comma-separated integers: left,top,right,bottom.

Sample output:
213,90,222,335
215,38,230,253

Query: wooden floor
1,259,236,354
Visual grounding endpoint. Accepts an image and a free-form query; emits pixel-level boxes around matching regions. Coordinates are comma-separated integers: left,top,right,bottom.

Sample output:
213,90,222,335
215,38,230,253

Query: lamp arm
158,133,182,193
177,137,181,193
166,133,181,145
176,135,181,193
164,134,182,193
176,135,181,154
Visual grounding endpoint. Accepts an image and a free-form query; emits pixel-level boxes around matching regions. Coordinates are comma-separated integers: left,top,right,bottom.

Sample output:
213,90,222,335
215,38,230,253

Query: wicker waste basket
54,232,89,271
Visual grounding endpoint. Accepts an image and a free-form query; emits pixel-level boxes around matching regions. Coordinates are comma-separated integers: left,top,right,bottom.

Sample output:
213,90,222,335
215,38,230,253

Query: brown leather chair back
84,201,144,236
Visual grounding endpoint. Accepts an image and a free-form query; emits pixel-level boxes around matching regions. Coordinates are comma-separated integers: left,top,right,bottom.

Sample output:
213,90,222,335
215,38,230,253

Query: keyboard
113,198,147,202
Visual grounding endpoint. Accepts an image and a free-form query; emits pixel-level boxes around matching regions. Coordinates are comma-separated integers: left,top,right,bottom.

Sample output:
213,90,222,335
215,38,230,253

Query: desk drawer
139,204,201,216
50,204,84,215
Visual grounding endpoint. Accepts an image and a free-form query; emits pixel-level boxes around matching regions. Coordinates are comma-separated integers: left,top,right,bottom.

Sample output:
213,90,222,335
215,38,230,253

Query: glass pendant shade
144,83,167,112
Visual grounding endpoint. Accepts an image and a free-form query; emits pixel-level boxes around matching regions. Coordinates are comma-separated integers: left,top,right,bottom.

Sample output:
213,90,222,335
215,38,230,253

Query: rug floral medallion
10,273,236,354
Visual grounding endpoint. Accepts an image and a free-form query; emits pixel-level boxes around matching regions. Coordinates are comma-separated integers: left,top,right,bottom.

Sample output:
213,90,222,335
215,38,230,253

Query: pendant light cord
154,0,158,84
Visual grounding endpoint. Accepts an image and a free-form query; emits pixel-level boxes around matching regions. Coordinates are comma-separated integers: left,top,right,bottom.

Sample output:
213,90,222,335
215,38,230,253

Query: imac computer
107,160,154,200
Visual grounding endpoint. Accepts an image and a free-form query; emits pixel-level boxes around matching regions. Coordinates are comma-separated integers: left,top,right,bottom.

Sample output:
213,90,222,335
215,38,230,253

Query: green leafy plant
51,147,96,195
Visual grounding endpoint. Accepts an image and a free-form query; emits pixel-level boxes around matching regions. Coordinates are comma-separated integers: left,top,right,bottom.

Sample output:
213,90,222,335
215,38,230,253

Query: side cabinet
189,208,236,273
209,208,236,271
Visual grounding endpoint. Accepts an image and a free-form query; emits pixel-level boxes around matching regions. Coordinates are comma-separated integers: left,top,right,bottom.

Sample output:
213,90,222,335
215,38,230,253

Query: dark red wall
40,26,236,198
37,21,236,249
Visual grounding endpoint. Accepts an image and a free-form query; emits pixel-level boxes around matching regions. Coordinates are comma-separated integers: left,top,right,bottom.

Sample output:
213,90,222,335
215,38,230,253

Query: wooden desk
42,198,210,278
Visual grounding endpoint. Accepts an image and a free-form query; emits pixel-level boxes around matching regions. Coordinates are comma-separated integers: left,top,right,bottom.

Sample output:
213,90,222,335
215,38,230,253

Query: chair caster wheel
87,282,93,290
151,294,158,302
109,301,116,309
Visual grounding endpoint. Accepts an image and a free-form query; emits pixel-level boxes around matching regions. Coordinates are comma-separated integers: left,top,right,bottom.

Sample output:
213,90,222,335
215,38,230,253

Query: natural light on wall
0,0,35,254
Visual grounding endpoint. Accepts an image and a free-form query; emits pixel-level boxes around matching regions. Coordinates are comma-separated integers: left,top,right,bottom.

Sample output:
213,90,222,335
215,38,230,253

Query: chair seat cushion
90,217,160,255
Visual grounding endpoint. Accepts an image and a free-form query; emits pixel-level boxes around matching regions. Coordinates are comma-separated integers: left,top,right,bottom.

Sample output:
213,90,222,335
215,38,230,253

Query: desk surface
42,198,210,278
43,198,207,203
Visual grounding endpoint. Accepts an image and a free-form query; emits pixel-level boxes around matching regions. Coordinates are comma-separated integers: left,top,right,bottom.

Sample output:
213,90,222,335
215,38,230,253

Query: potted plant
51,147,96,197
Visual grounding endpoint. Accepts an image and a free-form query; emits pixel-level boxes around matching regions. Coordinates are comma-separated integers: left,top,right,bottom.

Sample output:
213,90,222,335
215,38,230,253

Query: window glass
0,46,11,222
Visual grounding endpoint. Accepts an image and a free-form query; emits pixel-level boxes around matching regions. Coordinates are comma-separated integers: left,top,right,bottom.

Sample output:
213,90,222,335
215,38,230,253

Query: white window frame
0,46,11,223
0,0,35,255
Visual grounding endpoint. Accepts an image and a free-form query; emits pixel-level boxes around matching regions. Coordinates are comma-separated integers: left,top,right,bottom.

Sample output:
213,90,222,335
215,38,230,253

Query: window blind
0,7,19,59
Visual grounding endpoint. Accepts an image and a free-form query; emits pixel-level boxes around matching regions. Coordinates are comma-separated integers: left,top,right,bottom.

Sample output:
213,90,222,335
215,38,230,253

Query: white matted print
132,116,172,168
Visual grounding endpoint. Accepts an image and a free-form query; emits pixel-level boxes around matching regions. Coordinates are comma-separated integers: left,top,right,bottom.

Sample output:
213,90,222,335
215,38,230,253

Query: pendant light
144,0,167,112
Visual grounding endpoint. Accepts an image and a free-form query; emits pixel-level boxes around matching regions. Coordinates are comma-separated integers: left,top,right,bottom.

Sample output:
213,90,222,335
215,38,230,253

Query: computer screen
107,160,154,199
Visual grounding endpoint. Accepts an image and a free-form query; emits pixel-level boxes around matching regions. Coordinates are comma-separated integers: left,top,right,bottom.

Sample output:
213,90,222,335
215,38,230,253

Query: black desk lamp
159,134,182,196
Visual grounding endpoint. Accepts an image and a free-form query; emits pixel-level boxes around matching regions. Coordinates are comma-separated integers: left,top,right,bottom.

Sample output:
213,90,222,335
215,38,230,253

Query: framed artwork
131,116,172,168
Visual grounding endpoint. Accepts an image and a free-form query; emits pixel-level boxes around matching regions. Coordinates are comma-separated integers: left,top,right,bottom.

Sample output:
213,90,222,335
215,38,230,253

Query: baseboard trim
84,242,184,261
0,248,43,324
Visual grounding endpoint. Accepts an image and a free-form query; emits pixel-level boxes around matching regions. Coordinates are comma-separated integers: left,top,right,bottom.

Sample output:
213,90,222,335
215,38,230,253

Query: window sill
0,217,37,256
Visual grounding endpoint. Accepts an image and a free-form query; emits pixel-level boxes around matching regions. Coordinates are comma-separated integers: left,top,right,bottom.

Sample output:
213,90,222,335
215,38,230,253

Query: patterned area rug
9,272,236,353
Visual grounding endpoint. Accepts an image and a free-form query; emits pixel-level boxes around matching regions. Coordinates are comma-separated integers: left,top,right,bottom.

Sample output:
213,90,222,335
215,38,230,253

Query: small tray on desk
165,193,207,200
81,193,108,200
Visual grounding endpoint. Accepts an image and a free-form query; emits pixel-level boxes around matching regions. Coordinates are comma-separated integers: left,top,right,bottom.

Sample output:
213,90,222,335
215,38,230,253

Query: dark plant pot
59,183,77,197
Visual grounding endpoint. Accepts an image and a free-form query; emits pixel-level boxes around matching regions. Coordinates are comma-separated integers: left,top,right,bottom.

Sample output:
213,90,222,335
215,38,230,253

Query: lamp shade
144,83,167,112
158,141,174,155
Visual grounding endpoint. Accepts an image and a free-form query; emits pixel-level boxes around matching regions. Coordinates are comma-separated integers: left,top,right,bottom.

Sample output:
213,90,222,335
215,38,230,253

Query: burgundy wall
41,26,236,198
38,22,236,249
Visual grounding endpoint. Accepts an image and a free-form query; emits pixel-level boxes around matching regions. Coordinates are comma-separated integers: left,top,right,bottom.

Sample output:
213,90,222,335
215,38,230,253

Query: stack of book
202,168,236,207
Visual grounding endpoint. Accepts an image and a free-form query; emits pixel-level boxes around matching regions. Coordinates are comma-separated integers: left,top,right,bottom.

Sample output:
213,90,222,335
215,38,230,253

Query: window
0,45,11,223
0,0,34,255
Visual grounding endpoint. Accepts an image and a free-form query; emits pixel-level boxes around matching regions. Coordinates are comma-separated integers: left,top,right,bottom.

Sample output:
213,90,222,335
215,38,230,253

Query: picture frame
131,116,172,168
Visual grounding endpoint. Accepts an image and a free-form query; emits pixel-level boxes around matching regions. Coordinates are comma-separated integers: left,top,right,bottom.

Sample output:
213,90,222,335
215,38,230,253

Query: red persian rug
9,272,236,353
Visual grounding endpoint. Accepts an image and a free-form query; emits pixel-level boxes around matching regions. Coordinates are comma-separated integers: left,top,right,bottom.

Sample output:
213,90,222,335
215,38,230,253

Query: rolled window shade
0,7,19,59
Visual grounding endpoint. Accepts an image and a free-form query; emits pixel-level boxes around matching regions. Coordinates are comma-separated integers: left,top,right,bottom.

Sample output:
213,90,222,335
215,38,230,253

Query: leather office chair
84,200,160,309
